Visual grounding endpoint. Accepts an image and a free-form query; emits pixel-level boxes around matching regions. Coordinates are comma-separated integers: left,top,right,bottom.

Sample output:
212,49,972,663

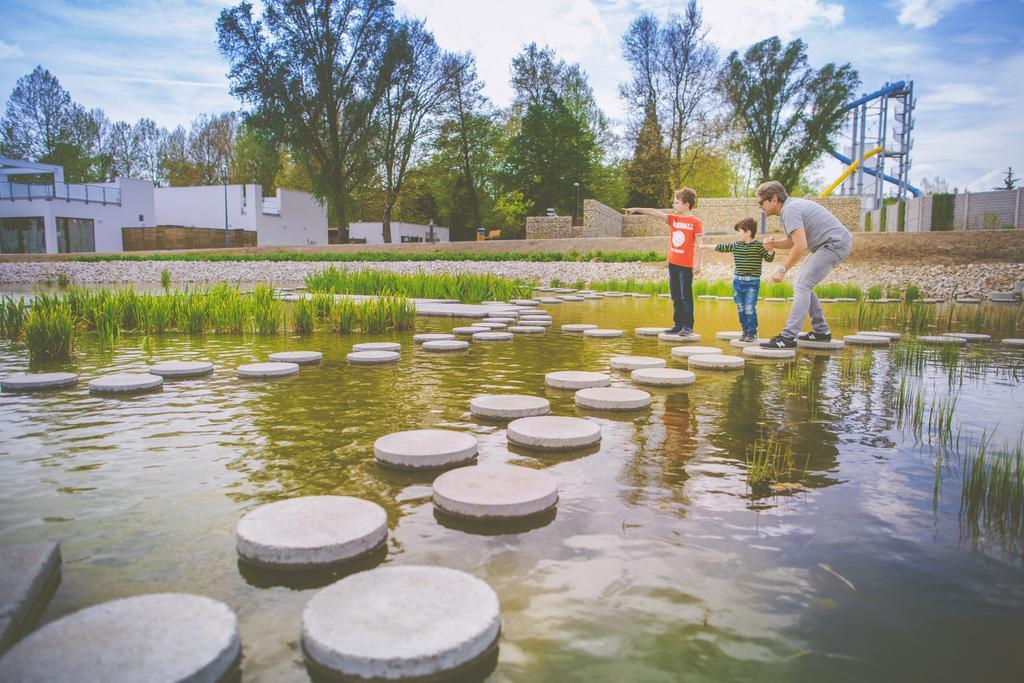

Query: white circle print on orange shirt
671,230,686,248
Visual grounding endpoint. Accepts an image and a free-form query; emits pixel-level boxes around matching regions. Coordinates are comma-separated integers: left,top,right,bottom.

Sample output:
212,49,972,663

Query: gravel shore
1,260,1022,298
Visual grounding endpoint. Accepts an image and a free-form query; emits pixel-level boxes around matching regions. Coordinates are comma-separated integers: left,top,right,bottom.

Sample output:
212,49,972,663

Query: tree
230,120,281,192
218,0,396,240
624,103,671,208
720,37,858,190
619,14,661,116
920,176,950,195
160,113,238,186
993,167,1017,191
510,43,564,112
377,20,451,243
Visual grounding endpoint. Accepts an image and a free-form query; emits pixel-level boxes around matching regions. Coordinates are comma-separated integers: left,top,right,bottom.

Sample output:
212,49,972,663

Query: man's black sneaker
666,326,683,334
761,334,796,349
797,331,832,342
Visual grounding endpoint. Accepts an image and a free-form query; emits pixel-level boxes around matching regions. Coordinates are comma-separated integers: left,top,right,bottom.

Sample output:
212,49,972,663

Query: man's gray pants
782,240,852,339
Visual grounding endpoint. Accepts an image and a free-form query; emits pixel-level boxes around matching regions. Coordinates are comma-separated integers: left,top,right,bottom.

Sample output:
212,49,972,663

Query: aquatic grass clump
745,434,799,496
588,278,668,295
23,301,75,361
0,296,28,339
291,298,315,335
760,281,794,298
814,283,862,299
892,342,927,376
304,268,528,303
161,267,171,290
252,284,283,335
332,298,359,334
955,432,1024,559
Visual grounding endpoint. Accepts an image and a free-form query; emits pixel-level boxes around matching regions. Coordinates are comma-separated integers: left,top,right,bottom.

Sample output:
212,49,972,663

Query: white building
1,158,154,254
348,221,449,244
154,184,328,247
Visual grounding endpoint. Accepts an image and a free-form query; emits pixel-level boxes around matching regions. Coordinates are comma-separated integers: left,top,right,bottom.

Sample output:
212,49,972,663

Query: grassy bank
71,250,663,264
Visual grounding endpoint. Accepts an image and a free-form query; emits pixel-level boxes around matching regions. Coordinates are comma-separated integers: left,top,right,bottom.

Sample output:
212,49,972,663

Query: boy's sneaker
678,328,694,336
760,334,796,349
797,331,832,342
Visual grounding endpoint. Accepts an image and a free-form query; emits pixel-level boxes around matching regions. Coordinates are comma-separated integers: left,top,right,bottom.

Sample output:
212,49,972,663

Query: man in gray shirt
756,180,853,348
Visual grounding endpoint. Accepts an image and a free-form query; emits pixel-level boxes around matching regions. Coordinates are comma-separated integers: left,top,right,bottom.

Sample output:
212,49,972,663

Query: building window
57,217,96,253
0,217,46,254
400,235,424,243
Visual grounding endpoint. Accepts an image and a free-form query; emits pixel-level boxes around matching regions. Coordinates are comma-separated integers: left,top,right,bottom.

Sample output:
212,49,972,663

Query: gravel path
1,260,1022,298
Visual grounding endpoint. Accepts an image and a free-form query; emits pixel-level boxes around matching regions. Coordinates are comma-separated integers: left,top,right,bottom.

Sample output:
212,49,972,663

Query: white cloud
893,0,974,29
0,40,23,60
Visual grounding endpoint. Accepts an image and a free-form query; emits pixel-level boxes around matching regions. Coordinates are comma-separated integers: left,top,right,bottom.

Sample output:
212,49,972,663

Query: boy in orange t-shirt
625,188,703,334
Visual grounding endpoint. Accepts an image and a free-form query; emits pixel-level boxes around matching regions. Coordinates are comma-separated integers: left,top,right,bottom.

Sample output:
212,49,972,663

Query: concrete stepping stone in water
238,362,300,378
0,594,240,683
302,566,500,681
631,368,696,387
433,464,558,520
843,334,891,346
414,333,456,343
659,332,701,343
508,325,545,334
422,340,470,352
559,295,585,301
697,295,716,300
471,322,507,330
453,326,485,335
631,293,651,298
671,345,722,358
764,297,787,302
659,293,672,299
472,331,513,342
583,329,624,338
561,324,598,333
987,292,1016,302
635,327,670,336
582,294,603,299
519,314,552,321
267,351,321,365
352,342,401,352
797,339,846,350
742,346,797,360
955,297,981,304
609,355,666,370
470,394,550,419
1,372,78,391
919,335,966,345
575,387,652,411
1001,339,1024,347
481,317,516,324
602,292,624,297
688,354,745,370
148,361,214,378
374,429,477,469
89,373,163,393
942,332,991,342
545,370,611,390
517,318,551,327
538,297,562,304
857,331,902,341
835,297,858,303
347,351,401,364
511,299,540,306
0,542,61,652
922,298,945,304
716,331,742,340
729,338,767,348
507,415,602,450
236,496,387,570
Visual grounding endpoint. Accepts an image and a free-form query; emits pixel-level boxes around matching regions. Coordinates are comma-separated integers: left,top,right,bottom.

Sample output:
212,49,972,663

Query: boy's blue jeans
668,264,694,329
733,276,761,337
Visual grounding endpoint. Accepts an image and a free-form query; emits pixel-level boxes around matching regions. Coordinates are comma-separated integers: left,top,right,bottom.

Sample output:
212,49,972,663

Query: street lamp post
574,182,580,223
223,163,229,248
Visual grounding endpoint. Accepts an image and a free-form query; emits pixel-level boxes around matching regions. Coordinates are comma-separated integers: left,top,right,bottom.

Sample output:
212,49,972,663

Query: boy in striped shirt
713,218,775,342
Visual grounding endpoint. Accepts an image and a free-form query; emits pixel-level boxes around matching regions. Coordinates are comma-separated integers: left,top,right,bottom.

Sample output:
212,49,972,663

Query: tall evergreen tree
624,103,671,208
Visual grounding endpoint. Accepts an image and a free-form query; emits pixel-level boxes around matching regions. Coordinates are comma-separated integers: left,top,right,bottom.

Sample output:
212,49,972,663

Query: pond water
1,296,1022,682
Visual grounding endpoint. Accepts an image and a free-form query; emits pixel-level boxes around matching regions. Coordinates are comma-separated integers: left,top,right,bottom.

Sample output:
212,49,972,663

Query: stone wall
525,216,578,240
581,199,622,238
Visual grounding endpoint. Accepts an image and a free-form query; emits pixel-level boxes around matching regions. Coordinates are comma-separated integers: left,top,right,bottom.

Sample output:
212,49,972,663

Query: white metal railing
0,181,121,205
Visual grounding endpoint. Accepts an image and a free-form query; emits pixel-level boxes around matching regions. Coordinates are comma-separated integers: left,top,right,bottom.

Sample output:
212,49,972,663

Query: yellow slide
820,146,885,196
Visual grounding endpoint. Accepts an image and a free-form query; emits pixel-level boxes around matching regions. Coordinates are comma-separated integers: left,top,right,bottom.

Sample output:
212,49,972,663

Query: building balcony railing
0,181,122,205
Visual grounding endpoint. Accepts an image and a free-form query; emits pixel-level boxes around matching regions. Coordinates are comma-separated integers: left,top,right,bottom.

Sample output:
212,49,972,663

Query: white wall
349,221,450,243
253,189,328,246
154,185,252,231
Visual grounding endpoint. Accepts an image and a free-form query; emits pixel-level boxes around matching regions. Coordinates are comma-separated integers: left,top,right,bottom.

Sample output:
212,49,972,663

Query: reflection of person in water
778,354,842,489
622,392,698,510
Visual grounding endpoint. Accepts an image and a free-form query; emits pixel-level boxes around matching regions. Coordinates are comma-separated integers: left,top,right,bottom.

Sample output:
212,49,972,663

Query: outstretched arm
624,207,669,223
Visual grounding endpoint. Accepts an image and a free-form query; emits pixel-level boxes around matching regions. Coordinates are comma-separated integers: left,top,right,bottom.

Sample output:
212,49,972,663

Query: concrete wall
885,202,902,231
348,221,450,243
252,189,328,246
525,216,578,239
904,195,931,232
955,189,1022,230
581,199,622,238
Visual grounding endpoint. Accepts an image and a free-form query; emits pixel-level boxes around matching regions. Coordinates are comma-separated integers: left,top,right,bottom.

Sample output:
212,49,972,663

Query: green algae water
1,296,1023,682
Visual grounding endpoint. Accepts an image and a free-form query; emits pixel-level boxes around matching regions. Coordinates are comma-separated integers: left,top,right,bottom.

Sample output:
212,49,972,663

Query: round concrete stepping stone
583,328,624,338
631,368,696,387
472,331,513,341
507,415,601,450
481,317,516,324
797,339,846,350
955,297,981,304
764,297,787,302
236,496,387,570
470,394,550,419
697,295,716,300
843,334,891,346
582,294,603,299
715,296,734,301
559,295,585,301
0,593,240,683
631,293,651,298
670,345,721,358
858,331,902,340
688,354,745,370
302,566,500,681
538,297,562,304
414,333,456,343
742,346,796,360
148,360,214,378
519,315,552,322
422,340,470,352
635,327,670,336
562,324,598,332
352,342,401,352
716,331,742,340
988,292,1016,302
1001,338,1024,347
575,387,652,411
508,325,545,334
269,350,322,365
347,351,400,364
818,298,838,303
511,299,540,306
942,332,991,342
453,326,484,335
1,372,79,391
89,373,163,393
922,298,945,303
238,362,299,378
433,464,558,520
729,338,767,348
920,335,966,345
658,293,671,299
659,332,701,343
609,355,666,370
471,322,507,330
374,429,478,469
602,291,625,297
835,297,858,303
545,370,611,390
516,318,550,327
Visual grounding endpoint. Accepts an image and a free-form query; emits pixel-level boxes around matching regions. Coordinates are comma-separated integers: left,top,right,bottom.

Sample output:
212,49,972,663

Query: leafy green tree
624,103,671,208
218,0,396,240
493,190,532,238
230,120,281,193
720,36,858,189
993,167,1017,191
160,113,238,186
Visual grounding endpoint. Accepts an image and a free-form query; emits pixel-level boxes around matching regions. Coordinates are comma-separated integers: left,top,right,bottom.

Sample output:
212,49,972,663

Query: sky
1,0,1022,193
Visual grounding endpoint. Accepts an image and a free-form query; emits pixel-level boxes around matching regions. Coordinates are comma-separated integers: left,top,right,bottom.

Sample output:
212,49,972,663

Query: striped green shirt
714,240,775,277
